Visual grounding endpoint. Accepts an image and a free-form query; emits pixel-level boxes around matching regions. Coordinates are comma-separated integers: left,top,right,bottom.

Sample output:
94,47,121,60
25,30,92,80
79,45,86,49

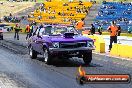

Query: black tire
29,46,37,59
0,35,3,40
1,36,3,40
83,51,92,65
43,48,52,65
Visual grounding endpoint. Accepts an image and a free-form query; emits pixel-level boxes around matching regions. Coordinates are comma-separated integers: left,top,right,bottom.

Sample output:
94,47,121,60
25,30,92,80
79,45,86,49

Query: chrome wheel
29,47,33,57
43,49,48,62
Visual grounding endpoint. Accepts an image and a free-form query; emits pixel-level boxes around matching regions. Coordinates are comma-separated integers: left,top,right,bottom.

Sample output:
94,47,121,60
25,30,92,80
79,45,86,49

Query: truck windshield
43,26,79,35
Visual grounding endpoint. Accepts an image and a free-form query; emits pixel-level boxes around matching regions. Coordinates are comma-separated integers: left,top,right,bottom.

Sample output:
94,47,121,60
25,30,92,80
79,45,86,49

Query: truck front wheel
43,48,52,65
83,51,92,65
29,46,37,59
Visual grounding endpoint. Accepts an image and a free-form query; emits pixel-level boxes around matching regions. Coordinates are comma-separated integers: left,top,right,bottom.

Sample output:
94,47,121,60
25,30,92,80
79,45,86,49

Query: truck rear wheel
83,51,92,65
0,35,3,40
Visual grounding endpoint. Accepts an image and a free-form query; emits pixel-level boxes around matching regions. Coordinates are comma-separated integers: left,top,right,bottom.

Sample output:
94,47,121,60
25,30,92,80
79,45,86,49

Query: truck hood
42,35,93,42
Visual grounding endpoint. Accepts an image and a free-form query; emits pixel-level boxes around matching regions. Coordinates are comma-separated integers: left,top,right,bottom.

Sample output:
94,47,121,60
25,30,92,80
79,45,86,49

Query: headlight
87,41,94,47
52,42,59,48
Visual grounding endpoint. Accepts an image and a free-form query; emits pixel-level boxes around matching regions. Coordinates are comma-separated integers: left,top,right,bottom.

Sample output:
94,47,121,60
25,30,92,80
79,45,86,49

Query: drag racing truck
28,25,95,65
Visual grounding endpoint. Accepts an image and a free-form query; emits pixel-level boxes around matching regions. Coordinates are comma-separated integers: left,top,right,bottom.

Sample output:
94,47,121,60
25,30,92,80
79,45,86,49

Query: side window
67,27,74,32
45,26,52,35
39,28,45,36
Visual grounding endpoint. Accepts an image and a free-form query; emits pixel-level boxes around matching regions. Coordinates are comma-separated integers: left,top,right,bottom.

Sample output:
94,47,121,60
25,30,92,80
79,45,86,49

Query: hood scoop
64,32,74,38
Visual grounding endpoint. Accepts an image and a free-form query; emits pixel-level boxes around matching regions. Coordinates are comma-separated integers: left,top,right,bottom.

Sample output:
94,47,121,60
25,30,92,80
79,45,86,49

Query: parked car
28,25,95,65
0,24,13,32
3,26,13,32
0,28,3,40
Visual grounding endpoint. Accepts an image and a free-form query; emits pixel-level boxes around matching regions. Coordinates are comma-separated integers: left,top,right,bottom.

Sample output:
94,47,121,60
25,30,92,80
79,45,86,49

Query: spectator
85,9,88,14
63,3,68,6
90,24,95,35
32,20,36,25
25,24,31,40
79,1,83,5
9,12,12,17
98,25,103,35
102,1,107,4
75,18,85,34
29,23,34,38
58,12,61,15
39,23,43,29
107,21,118,51
14,23,20,40
51,10,56,14
128,26,132,34
118,25,121,36
35,24,44,36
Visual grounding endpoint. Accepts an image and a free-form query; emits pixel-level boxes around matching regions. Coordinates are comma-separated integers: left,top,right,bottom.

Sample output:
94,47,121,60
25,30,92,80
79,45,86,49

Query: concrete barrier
83,34,105,53
110,44,132,58
110,44,119,57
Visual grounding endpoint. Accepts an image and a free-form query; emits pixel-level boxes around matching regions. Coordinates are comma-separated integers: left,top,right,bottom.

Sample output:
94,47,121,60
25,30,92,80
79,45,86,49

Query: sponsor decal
76,66,131,85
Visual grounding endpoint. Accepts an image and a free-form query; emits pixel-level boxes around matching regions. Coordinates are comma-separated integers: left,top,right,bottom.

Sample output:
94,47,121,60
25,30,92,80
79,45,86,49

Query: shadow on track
36,56,103,67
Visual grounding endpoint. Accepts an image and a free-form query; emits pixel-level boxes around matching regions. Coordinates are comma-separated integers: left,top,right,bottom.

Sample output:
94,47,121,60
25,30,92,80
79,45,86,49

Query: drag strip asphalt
0,40,132,88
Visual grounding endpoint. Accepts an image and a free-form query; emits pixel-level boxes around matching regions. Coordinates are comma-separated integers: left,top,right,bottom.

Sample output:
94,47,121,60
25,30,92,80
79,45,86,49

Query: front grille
60,42,86,48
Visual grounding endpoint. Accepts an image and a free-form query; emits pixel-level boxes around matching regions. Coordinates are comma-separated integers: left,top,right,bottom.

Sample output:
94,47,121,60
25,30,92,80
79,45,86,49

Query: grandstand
27,0,132,31
94,1,132,30
28,0,93,25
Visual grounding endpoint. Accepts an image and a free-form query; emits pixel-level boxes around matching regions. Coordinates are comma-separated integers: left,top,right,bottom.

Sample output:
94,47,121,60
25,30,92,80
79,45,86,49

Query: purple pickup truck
28,25,94,65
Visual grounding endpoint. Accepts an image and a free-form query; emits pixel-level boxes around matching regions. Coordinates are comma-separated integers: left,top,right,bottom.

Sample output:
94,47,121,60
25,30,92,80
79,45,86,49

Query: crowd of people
2,12,27,23
38,1,91,14
3,13,21,23
95,1,132,32
13,20,36,40
4,16,21,23
38,2,90,15
30,1,93,25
